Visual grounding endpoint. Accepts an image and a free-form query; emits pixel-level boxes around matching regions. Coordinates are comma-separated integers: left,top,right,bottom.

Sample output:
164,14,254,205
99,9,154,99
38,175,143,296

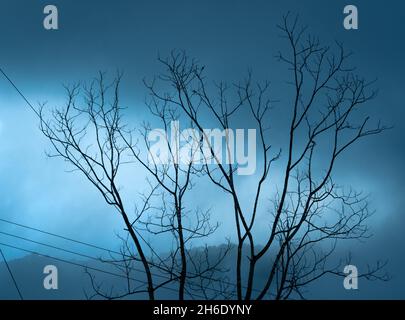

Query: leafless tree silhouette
143,13,389,300
39,13,389,300
38,72,230,300
122,99,231,300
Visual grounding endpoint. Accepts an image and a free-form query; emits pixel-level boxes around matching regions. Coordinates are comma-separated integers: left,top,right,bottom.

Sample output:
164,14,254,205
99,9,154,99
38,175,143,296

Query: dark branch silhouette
143,14,389,300
39,14,389,300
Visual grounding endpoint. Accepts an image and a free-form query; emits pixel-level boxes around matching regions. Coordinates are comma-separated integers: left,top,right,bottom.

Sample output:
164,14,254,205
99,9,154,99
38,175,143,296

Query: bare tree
39,13,389,301
39,73,155,300
38,72,230,300
119,96,231,300
143,14,389,300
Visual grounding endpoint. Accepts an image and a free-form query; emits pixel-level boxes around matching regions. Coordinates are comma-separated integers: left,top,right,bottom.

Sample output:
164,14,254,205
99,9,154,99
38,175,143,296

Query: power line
0,217,244,295
0,68,266,299
0,229,236,299
0,248,23,300
0,241,145,284
0,68,176,295
0,67,40,117
0,217,121,256
0,230,174,283
0,217,267,298
0,241,191,298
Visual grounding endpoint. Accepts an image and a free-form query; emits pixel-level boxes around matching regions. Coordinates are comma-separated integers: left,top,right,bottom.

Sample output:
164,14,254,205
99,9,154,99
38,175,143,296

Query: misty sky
0,0,404,299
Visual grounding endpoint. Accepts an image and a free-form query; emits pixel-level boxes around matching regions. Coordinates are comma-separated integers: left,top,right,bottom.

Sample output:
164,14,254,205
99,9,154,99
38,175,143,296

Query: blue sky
0,0,405,298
